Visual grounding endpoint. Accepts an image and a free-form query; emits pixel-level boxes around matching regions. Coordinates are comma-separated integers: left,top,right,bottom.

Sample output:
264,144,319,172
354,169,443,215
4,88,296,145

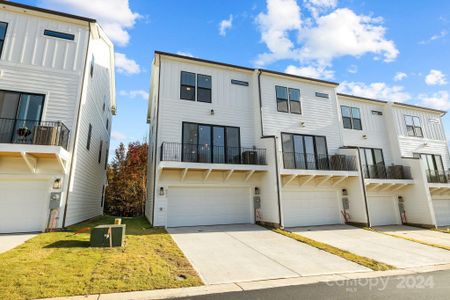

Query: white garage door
167,187,252,227
0,180,49,233
433,199,450,226
368,196,399,226
283,190,341,227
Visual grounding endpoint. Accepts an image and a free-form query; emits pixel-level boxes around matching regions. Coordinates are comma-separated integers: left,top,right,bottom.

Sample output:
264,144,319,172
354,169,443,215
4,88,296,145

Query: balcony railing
282,152,357,171
160,142,267,165
0,118,70,150
362,164,412,180
426,169,449,184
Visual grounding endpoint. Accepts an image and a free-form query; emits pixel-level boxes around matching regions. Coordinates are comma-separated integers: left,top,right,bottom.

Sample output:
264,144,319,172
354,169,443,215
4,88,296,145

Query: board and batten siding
64,30,114,226
156,57,257,150
338,97,394,164
391,106,450,170
260,74,342,154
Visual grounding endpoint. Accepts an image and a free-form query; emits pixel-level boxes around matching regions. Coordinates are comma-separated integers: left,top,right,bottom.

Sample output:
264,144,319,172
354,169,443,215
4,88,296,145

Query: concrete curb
41,263,450,300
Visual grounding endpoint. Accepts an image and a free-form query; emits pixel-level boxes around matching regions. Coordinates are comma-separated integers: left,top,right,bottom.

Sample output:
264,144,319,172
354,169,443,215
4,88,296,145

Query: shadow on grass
44,240,90,248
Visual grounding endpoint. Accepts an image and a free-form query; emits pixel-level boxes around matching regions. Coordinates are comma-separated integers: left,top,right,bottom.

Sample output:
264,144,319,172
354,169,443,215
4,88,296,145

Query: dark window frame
275,85,289,113
288,88,301,114
181,121,241,164
104,147,109,170
44,29,75,41
196,73,212,103
98,139,103,163
0,22,8,59
180,71,196,101
101,185,105,207
281,132,329,170
341,105,362,130
315,92,329,99
359,147,385,178
106,118,109,130
231,79,249,86
86,123,92,150
404,115,423,137
0,89,45,121
90,55,95,78
371,110,383,116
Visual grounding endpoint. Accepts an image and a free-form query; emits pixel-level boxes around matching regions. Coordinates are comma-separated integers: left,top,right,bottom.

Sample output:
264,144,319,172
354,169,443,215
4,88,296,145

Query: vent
231,79,249,86
315,92,329,99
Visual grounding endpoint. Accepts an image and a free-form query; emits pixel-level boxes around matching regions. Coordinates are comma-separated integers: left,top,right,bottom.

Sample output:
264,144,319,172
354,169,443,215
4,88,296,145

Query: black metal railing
0,118,70,150
362,164,412,180
425,169,449,183
161,142,267,165
282,152,357,171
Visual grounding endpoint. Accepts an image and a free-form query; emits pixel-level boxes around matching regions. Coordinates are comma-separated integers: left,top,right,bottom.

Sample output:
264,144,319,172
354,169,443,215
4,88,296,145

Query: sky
14,0,450,155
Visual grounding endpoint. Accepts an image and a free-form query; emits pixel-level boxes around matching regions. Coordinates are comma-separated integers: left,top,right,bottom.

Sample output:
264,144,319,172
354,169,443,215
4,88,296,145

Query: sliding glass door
359,148,385,178
281,133,329,170
421,153,445,183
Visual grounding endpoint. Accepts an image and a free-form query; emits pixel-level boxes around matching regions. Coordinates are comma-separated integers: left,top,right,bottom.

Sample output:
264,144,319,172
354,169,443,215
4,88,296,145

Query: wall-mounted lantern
254,187,260,195
159,187,165,196
53,178,62,190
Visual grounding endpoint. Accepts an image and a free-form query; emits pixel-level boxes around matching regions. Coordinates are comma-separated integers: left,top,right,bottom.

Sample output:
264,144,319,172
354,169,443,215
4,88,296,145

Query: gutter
62,23,92,227
151,56,162,225
257,70,283,227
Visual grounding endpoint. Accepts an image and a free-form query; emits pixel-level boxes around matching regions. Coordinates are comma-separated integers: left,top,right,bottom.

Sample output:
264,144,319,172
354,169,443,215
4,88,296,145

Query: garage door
0,180,49,233
283,190,341,227
368,196,400,226
433,199,450,226
167,187,252,227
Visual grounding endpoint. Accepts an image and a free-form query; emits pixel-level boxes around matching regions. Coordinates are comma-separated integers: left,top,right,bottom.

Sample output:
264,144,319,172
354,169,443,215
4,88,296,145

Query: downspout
257,70,283,227
62,22,92,228
151,56,162,225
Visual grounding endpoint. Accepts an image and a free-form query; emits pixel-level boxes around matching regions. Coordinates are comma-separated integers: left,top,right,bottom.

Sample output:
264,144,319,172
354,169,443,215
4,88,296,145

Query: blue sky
16,0,450,154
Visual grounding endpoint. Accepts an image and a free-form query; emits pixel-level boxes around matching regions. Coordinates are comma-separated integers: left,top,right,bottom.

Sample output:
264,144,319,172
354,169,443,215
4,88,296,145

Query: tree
104,141,148,216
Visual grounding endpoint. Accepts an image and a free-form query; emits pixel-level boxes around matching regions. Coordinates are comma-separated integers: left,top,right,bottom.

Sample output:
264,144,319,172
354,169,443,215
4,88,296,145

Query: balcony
280,152,358,187
158,142,268,183
0,118,70,150
425,169,449,184
363,164,414,192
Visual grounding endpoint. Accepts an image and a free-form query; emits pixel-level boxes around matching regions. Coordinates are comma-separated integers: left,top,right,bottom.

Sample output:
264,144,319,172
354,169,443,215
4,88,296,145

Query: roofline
154,51,254,72
337,93,388,104
392,102,447,115
259,69,339,86
0,0,96,23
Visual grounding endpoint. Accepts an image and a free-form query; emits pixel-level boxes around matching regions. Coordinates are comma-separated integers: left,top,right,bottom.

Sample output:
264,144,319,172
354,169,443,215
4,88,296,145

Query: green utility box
90,224,126,247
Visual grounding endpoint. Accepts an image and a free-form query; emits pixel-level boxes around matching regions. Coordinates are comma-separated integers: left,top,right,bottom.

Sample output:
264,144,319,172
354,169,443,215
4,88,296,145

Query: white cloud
39,0,140,46
394,72,407,81
119,89,149,100
419,91,450,110
425,69,447,86
219,15,233,36
338,81,411,102
285,64,334,79
176,51,195,57
115,52,141,75
304,0,338,18
111,131,127,141
419,30,448,45
347,64,358,74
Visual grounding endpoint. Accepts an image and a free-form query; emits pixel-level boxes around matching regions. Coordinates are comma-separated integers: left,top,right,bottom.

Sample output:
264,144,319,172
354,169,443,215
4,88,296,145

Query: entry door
13,93,45,143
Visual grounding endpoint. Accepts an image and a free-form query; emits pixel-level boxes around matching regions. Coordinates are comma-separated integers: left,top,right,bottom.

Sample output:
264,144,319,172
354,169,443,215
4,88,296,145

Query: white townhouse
0,1,115,233
146,51,450,229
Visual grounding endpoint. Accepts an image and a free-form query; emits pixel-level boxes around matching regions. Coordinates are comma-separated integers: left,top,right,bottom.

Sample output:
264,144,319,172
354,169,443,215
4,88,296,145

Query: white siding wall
339,97,394,164
391,106,450,169
260,74,342,154
64,28,114,226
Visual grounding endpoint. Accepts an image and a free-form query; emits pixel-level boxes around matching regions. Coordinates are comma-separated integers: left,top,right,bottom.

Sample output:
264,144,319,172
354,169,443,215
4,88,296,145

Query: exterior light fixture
53,178,62,190
159,187,165,196
255,187,260,195
210,109,215,115
342,189,348,196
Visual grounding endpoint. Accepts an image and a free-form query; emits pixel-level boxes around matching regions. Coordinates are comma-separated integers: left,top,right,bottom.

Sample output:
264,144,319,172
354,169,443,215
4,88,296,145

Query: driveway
168,224,369,284
0,233,37,254
374,225,450,248
289,225,450,269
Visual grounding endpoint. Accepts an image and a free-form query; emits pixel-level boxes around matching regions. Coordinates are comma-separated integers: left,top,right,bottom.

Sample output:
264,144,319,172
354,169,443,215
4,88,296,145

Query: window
315,92,329,99
359,148,385,178
44,29,75,41
180,71,196,101
197,74,212,103
404,115,423,137
104,147,109,170
102,101,106,112
341,105,362,130
101,185,105,207
182,122,240,163
419,153,445,183
90,55,95,78
275,86,288,112
106,118,109,130
98,140,103,163
281,133,328,170
0,22,7,59
86,124,92,150
231,79,249,86
289,88,301,114
372,110,383,116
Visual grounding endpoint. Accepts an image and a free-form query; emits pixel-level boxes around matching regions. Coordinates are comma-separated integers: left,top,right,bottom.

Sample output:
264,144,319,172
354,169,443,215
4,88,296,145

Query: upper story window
341,105,362,130
180,71,212,103
404,115,423,137
86,123,93,150
98,140,103,163
276,86,301,114
372,110,383,116
90,55,95,78
106,118,109,130
44,29,75,41
0,22,8,59
315,92,329,99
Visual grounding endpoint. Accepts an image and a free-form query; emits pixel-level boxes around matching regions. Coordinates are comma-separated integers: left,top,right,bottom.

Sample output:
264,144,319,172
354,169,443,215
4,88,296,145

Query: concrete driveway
289,225,450,269
374,225,450,248
168,224,369,284
0,233,37,254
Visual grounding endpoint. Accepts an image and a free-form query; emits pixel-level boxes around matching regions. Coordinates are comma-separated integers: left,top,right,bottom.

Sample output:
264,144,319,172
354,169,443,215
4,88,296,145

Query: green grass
0,216,202,300
434,228,450,234
273,228,395,271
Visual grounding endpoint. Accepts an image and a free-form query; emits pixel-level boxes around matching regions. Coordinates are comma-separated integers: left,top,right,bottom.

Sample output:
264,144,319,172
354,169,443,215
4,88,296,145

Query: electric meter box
90,224,126,247
49,192,62,209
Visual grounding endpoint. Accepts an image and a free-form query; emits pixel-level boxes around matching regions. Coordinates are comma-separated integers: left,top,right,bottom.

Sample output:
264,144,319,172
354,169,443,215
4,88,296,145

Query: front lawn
0,216,202,300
